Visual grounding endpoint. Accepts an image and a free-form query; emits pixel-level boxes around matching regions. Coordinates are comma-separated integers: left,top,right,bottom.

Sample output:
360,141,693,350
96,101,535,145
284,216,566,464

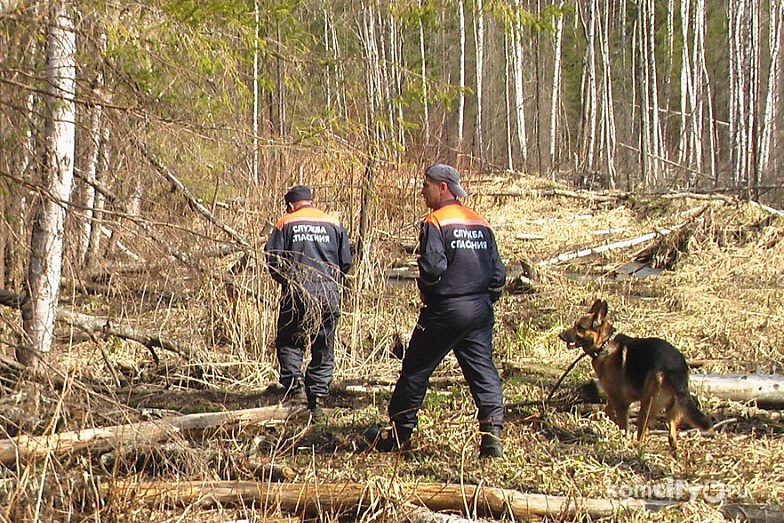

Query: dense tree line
0,0,782,362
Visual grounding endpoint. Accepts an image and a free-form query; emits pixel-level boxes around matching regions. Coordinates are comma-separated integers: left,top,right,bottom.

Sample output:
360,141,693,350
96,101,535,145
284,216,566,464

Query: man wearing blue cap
364,164,507,457
265,185,352,419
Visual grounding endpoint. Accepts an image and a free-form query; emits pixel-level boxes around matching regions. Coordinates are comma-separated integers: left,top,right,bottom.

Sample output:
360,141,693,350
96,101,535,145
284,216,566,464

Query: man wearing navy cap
265,185,352,419
365,164,507,457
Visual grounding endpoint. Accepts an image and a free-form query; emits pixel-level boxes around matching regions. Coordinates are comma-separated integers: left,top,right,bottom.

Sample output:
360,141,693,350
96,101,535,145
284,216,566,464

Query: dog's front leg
606,401,629,432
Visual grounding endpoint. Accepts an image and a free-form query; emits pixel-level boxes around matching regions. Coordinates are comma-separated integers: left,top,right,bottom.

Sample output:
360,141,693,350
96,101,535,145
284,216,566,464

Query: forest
0,0,783,522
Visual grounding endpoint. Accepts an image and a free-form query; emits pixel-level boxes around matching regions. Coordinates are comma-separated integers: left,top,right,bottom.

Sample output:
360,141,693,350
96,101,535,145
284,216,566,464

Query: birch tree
758,0,783,180
577,0,598,179
549,1,564,180
598,0,617,188
458,0,467,152
79,32,106,267
418,0,430,145
635,0,663,186
510,0,528,169
20,0,76,367
474,0,485,167
728,0,760,194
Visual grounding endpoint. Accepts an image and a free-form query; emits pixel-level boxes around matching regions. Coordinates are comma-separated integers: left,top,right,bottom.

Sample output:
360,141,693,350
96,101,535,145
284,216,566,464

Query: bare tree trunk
695,0,718,186
20,0,76,367
678,0,692,167
418,0,430,146
646,0,663,184
598,0,617,188
389,13,406,155
636,0,653,186
510,0,528,169
458,0,466,153
728,0,761,196
549,1,565,181
759,0,783,182
355,2,382,278
579,0,598,179
504,32,514,170
474,0,485,168
79,33,106,267
252,0,260,186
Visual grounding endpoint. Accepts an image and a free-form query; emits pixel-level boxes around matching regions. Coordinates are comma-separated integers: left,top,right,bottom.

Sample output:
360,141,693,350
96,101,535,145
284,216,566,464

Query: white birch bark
474,0,485,166
678,0,692,166
728,0,761,192
549,1,565,179
418,0,429,145
85,122,108,269
505,33,514,170
689,0,704,177
637,0,652,184
729,0,745,187
389,13,406,153
378,7,393,149
584,0,598,174
646,0,663,183
458,0,466,149
759,0,783,175
511,0,528,167
252,0,260,185
22,0,76,365
598,0,616,188
79,32,107,266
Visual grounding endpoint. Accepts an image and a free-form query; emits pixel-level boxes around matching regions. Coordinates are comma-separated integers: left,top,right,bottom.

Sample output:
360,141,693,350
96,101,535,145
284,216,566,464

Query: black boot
479,424,503,458
284,379,307,406
308,394,326,421
362,425,411,452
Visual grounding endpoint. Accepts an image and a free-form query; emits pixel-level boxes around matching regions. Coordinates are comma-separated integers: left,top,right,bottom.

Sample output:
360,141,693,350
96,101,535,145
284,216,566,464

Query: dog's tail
676,391,713,431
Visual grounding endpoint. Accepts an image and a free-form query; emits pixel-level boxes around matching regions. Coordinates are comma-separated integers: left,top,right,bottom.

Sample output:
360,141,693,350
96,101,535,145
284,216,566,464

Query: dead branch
0,404,302,467
538,227,679,266
57,308,189,362
134,139,251,248
487,188,623,202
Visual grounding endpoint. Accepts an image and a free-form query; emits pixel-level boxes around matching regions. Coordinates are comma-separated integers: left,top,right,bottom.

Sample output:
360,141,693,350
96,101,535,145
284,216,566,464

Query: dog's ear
592,300,608,326
588,299,603,315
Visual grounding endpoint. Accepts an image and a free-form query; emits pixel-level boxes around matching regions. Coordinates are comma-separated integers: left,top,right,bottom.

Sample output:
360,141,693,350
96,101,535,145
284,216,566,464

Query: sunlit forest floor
1,172,782,522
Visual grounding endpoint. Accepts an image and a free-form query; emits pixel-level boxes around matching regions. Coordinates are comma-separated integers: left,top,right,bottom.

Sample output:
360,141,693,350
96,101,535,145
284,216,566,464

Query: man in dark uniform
265,185,352,419
365,164,506,457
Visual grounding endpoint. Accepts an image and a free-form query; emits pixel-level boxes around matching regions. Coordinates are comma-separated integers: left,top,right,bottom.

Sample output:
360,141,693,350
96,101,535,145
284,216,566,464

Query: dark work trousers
388,294,504,437
276,291,338,398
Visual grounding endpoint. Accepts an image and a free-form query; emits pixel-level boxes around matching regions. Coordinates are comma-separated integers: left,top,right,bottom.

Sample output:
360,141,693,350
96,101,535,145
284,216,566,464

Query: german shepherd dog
559,299,712,450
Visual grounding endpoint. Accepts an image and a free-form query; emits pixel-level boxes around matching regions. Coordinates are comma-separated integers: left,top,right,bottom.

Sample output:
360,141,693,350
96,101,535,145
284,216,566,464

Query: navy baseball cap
425,164,467,197
284,185,313,204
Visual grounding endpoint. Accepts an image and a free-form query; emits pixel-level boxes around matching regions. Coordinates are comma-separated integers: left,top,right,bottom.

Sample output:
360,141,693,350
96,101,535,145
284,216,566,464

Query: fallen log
537,227,677,266
587,373,784,408
99,480,784,522
690,373,784,408
0,405,301,467
100,480,675,521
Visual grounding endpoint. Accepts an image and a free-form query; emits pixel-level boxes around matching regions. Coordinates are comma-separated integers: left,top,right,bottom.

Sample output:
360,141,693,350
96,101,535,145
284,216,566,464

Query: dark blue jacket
417,200,505,303
265,205,352,308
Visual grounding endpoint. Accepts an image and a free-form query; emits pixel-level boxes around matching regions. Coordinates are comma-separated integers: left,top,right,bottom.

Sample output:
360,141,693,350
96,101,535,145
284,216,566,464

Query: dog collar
589,331,617,359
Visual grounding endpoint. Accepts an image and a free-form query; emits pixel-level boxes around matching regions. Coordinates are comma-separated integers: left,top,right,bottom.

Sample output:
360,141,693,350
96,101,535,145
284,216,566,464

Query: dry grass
0,169,782,522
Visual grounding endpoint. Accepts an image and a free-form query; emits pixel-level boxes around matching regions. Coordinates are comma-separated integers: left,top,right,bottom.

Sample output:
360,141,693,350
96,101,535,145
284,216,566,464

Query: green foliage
160,0,249,25
490,0,564,36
